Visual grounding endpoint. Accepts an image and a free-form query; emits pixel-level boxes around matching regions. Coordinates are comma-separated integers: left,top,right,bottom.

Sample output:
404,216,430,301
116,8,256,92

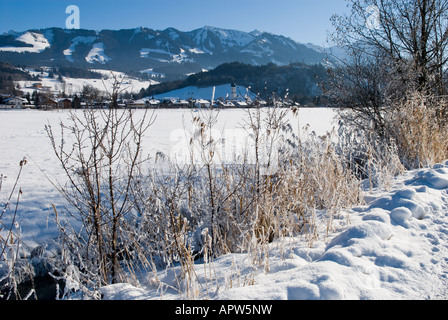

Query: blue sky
0,0,348,45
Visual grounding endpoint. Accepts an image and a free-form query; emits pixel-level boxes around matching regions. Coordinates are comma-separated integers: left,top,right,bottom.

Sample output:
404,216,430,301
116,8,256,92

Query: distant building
235,101,248,108
194,99,211,108
175,100,190,108
217,100,235,108
127,99,147,108
162,98,190,108
146,99,161,107
39,97,58,109
230,82,237,100
57,98,73,109
3,96,28,108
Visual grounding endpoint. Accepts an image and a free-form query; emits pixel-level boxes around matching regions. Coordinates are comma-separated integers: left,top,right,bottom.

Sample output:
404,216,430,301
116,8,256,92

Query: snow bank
101,161,448,300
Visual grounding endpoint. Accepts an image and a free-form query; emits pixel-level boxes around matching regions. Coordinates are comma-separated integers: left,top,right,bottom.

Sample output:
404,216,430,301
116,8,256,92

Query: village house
126,99,147,108
162,98,190,108
216,100,235,108
2,96,28,109
146,99,161,108
234,101,249,108
194,99,211,108
57,98,73,109
175,100,190,108
38,96,58,109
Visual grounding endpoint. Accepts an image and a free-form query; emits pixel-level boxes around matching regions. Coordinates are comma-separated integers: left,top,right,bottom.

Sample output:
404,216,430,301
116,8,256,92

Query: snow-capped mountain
0,26,327,80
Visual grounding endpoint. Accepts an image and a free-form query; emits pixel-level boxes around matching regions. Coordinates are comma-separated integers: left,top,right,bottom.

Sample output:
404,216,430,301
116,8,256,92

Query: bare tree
330,0,448,95
324,48,394,137
325,0,448,170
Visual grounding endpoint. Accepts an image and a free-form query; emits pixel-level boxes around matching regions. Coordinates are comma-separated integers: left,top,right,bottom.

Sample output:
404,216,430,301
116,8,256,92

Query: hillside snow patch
0,32,51,53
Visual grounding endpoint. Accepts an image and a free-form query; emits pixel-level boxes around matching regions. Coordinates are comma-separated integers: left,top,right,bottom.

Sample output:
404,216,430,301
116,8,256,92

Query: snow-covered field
17,68,157,96
1,108,448,300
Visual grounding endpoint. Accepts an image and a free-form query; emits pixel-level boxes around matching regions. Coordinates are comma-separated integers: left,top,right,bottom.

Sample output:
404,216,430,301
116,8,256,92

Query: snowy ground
1,108,448,300
101,162,448,300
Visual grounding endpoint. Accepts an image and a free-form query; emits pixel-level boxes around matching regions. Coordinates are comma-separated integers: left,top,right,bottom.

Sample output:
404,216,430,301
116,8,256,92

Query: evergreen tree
72,94,81,108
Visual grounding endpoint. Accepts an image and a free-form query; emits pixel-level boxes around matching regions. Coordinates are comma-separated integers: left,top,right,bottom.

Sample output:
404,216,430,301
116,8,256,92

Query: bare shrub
337,91,448,182
45,108,155,294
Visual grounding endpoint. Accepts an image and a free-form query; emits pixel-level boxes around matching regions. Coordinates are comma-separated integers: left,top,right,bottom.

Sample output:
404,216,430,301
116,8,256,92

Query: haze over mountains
0,26,330,81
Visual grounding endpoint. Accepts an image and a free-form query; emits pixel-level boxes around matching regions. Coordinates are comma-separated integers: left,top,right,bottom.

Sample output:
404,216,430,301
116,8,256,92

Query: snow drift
101,161,448,300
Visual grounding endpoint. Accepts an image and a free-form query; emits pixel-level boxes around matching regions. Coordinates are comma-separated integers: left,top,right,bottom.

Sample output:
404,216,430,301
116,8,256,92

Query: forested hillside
143,62,328,104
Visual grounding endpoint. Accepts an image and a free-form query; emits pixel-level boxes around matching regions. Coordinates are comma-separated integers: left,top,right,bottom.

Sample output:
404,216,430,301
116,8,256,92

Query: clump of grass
0,157,37,300
390,92,448,169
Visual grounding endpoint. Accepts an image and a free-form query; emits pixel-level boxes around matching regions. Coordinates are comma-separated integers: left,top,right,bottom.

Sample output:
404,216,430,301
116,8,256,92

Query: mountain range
0,26,329,81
